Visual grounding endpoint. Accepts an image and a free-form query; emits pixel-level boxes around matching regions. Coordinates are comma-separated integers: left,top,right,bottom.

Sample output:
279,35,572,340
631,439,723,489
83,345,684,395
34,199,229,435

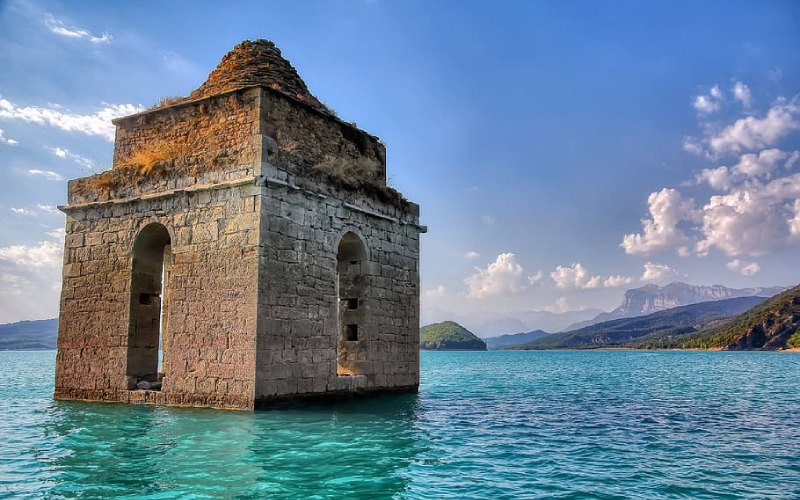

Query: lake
1,350,799,498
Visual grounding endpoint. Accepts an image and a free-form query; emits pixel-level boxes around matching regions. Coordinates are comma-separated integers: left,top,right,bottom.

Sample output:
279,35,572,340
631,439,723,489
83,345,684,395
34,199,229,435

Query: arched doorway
336,232,367,376
127,223,171,390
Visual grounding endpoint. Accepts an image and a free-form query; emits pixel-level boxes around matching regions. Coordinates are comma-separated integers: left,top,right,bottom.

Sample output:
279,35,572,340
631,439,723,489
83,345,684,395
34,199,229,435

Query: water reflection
40,392,427,498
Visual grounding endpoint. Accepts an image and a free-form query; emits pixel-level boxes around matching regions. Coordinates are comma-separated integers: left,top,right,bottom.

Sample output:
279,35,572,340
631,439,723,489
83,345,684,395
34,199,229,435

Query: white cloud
465,253,530,298
697,173,800,257
44,14,111,44
47,146,100,171
0,96,140,142
0,129,18,145
603,275,634,288
550,263,631,290
790,200,800,237
46,228,66,241
422,285,447,300
9,205,62,217
27,169,63,181
464,251,480,260
733,82,752,108
708,101,799,154
696,149,797,190
696,165,734,191
726,259,760,276
37,204,61,216
693,85,723,114
641,262,679,282
545,297,571,314
481,215,495,225
641,89,800,261
682,137,708,157
0,240,62,269
528,270,544,285
621,188,696,256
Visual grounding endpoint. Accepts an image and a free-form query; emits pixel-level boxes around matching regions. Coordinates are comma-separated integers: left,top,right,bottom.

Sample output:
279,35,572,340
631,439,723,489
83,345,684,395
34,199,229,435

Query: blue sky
0,0,798,331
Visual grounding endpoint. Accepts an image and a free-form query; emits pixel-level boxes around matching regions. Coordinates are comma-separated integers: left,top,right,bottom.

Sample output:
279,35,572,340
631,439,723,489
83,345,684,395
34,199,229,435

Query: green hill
420,321,487,351
642,284,800,350
512,296,767,350
0,318,58,350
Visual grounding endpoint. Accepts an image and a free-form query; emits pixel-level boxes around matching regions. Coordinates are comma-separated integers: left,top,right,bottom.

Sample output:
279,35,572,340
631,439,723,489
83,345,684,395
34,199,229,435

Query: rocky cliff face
619,282,785,316
566,282,787,331
726,294,800,350
669,284,800,350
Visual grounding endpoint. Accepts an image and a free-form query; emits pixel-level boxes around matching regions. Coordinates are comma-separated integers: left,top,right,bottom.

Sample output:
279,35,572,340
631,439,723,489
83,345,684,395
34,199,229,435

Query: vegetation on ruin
312,155,380,187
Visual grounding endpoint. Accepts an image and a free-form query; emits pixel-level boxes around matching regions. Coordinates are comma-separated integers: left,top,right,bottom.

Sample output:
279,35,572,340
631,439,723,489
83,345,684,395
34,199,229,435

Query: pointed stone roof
188,39,326,113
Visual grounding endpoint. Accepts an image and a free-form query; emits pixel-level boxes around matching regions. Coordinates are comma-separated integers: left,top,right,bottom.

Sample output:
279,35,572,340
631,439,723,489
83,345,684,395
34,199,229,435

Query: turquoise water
1,350,799,499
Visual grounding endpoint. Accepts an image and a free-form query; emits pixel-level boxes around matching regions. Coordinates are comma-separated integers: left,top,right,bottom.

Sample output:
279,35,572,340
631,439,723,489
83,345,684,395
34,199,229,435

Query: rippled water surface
2,350,800,498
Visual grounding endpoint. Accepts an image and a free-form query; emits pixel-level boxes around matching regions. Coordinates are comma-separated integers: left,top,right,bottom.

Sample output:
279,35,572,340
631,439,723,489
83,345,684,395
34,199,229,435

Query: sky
0,0,799,332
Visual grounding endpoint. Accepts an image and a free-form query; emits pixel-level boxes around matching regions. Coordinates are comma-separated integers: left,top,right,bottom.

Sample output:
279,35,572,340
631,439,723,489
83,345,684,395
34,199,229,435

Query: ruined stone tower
54,40,424,410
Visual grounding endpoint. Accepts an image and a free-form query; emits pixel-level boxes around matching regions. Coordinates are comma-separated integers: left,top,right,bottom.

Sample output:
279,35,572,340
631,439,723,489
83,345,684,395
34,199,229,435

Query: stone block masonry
54,39,424,410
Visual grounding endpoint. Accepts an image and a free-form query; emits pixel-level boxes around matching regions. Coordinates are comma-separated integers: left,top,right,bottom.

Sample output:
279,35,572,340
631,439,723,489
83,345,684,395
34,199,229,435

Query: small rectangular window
346,298,359,310
345,324,358,341
139,293,153,305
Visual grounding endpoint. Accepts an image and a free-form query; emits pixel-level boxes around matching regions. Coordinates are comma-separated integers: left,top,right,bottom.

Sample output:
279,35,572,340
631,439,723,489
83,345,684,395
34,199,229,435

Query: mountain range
638,284,800,350
0,318,58,350
566,282,787,330
511,296,769,350
484,330,550,350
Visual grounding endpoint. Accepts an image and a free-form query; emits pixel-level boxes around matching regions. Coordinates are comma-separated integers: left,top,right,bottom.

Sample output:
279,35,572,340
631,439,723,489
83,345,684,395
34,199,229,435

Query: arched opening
127,223,171,391
336,232,367,376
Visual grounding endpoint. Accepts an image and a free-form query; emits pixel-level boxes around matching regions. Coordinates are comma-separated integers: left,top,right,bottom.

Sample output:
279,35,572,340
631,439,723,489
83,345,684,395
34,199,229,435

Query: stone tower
54,40,424,410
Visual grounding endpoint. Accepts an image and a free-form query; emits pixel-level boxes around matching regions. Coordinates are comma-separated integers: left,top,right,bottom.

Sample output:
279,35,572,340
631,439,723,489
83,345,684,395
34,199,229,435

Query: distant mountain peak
565,282,787,331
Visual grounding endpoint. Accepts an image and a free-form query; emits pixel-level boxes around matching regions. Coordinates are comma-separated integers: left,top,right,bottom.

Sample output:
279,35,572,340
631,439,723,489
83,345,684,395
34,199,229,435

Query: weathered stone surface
54,39,423,410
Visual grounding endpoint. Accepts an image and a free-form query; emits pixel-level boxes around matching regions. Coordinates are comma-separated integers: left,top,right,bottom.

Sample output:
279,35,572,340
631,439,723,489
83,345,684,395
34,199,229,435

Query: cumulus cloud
550,263,632,290
0,96,140,142
629,166,800,259
733,82,752,108
726,259,760,276
693,85,723,114
44,14,111,44
708,101,799,154
696,172,800,257
629,88,800,259
0,129,18,145
27,169,63,181
0,240,62,269
621,188,696,256
641,262,679,282
696,149,798,190
465,253,534,298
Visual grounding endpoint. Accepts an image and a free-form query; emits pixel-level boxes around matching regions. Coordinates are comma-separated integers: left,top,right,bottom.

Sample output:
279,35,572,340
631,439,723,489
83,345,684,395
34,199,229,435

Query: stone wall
56,81,421,410
68,88,262,205
55,180,261,409
261,89,387,183
254,176,421,404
